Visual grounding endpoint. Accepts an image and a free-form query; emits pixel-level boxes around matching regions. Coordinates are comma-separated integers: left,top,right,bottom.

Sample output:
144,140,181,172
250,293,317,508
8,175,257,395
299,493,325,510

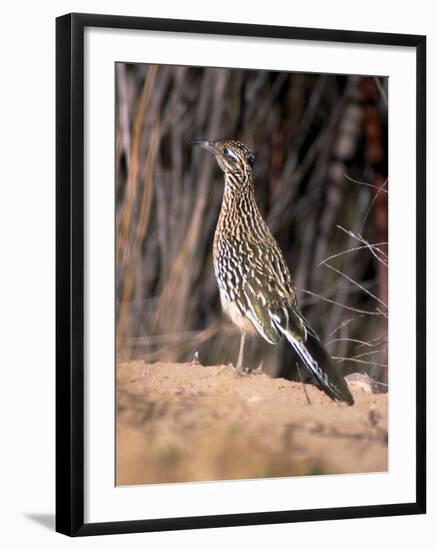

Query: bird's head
193,139,255,179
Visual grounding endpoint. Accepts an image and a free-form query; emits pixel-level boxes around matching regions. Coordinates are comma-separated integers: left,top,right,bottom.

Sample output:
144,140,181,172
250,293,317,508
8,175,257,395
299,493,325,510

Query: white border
84,27,416,523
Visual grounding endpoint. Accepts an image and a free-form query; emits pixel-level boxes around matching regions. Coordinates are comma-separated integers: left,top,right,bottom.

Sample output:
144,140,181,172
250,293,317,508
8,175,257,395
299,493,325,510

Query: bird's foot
251,361,264,375
190,351,202,366
235,363,250,376
234,362,264,376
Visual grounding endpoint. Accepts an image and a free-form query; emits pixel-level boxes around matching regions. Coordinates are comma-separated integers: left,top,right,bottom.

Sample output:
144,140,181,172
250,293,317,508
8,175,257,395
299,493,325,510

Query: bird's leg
236,332,246,372
296,363,312,405
252,360,264,375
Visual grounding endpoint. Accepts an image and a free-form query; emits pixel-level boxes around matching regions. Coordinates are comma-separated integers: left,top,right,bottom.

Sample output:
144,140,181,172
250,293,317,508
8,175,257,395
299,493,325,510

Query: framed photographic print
56,12,426,536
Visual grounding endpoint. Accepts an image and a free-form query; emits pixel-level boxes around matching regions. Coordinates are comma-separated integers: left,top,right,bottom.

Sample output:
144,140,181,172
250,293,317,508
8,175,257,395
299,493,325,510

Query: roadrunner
194,139,354,405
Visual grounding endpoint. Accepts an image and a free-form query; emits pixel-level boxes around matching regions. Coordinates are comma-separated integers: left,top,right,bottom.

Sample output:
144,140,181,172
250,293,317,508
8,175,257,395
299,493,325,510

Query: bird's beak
193,140,216,154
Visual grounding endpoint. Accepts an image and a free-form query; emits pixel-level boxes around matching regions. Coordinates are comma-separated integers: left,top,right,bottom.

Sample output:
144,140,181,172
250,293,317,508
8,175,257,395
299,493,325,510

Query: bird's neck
222,171,255,203
216,172,259,238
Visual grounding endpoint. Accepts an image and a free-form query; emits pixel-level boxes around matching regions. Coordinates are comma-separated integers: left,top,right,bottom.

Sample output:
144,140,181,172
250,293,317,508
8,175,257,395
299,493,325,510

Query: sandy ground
116,361,387,485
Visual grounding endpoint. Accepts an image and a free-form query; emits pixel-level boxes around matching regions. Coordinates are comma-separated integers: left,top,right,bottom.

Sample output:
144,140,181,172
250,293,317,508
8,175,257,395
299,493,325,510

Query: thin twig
376,307,389,319
326,337,378,348
328,315,365,337
352,349,387,359
361,179,388,231
300,289,384,317
319,243,388,268
332,356,388,368
296,363,312,405
336,225,388,263
372,380,389,388
344,172,388,193
322,262,388,309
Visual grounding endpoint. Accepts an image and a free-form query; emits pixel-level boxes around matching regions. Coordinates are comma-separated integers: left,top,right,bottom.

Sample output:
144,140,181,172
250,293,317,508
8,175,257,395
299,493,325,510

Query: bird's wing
215,236,295,344
240,276,282,344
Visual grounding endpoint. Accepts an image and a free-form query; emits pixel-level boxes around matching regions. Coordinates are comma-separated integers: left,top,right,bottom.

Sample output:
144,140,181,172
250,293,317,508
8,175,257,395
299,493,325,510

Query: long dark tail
292,333,354,405
274,318,354,405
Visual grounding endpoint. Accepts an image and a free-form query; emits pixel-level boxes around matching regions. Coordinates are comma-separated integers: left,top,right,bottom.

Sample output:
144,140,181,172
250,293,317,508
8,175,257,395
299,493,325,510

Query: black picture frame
56,12,426,537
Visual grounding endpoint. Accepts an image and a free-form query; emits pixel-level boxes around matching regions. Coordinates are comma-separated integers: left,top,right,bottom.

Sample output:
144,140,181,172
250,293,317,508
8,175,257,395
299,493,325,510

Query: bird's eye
222,147,229,155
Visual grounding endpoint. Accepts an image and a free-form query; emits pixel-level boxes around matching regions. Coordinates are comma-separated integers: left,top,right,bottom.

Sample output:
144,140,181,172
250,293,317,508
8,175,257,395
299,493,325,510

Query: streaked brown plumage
194,139,354,405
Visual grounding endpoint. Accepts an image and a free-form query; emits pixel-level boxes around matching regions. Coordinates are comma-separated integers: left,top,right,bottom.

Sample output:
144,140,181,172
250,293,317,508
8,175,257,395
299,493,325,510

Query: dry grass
115,64,388,384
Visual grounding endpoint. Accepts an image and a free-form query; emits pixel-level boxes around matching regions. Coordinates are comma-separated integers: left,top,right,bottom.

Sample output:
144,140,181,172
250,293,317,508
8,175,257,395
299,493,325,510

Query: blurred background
115,63,388,386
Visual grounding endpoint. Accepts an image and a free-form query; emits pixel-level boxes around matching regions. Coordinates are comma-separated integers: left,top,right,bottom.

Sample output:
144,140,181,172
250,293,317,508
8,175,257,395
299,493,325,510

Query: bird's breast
219,288,258,335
